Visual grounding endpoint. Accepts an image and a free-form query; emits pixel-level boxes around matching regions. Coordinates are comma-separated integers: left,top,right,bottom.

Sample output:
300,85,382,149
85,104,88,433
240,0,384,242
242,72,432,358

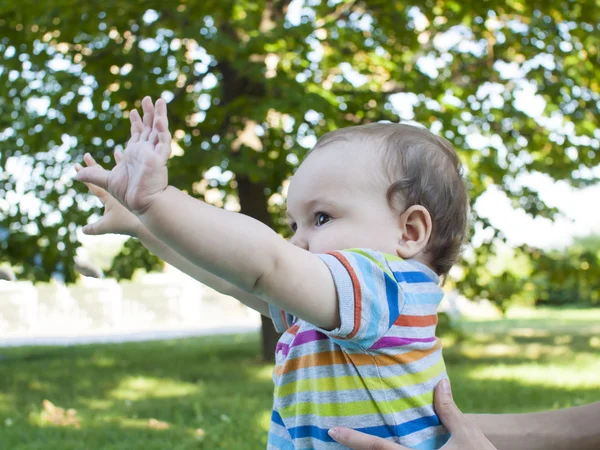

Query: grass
1,307,599,449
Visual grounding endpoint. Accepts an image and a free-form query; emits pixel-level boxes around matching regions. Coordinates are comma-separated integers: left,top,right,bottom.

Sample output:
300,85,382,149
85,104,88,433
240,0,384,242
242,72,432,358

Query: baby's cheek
314,228,355,253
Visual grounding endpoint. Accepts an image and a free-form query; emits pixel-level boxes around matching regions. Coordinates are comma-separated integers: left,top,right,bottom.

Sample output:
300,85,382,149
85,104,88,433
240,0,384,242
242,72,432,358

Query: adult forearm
135,220,270,316
468,401,600,450
139,186,281,298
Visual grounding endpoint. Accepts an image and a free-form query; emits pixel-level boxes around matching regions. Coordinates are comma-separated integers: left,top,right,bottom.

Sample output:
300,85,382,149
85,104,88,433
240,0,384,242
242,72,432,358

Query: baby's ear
396,205,432,259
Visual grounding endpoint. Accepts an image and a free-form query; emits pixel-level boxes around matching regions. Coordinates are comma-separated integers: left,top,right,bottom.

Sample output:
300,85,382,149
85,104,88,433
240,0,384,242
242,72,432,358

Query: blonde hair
312,123,470,278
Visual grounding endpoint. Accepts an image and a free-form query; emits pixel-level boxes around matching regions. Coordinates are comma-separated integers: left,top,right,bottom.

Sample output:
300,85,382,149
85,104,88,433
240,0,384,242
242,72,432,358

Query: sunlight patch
256,410,272,432
467,364,600,388
82,398,114,410
0,392,13,414
251,365,275,382
109,376,201,401
28,380,52,391
91,355,117,368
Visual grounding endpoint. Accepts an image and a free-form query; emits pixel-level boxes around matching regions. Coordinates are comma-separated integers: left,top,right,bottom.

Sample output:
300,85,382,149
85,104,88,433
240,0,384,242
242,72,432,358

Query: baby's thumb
433,379,464,433
83,217,109,236
75,165,109,190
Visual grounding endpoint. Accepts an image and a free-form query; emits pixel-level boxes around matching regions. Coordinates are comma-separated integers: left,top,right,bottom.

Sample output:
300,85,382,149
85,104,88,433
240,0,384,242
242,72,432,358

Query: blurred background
0,0,599,449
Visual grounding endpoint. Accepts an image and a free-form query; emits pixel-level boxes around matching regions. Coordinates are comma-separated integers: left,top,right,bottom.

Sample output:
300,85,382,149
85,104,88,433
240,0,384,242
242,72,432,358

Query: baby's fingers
114,149,123,164
83,152,99,167
140,96,155,141
129,109,143,143
75,165,110,190
83,216,110,236
85,182,107,202
154,98,172,162
76,163,108,202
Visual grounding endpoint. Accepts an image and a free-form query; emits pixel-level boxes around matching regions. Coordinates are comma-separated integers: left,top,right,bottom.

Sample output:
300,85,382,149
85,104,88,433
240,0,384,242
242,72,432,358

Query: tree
1,0,598,358
530,234,600,306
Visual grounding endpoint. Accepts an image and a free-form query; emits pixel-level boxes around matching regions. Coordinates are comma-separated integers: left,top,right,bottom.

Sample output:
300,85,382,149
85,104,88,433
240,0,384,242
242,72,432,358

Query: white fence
0,273,261,346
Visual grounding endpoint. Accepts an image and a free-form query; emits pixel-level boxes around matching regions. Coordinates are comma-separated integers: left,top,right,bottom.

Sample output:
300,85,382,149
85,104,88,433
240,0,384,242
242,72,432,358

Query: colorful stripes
395,314,438,327
268,249,448,449
273,340,442,377
276,330,329,357
270,411,447,446
279,391,435,418
328,251,362,339
370,336,437,350
276,359,446,398
393,270,434,284
274,412,442,440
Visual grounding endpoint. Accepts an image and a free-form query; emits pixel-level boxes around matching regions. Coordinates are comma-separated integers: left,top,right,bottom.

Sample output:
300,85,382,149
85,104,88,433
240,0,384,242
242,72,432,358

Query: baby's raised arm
75,104,270,316
139,183,340,329
75,97,340,329
132,99,339,328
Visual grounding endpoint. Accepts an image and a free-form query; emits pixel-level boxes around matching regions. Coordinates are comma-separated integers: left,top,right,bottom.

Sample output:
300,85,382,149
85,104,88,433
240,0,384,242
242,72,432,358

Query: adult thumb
433,379,465,433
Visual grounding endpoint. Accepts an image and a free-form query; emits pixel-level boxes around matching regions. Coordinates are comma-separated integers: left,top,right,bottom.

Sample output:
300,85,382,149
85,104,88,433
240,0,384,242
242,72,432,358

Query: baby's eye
315,212,331,227
289,222,297,233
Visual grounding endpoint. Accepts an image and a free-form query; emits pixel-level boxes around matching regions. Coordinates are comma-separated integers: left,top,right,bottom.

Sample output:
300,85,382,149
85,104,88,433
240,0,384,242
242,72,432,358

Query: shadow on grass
444,330,600,414
449,372,600,414
0,333,273,450
1,325,599,449
443,332,599,366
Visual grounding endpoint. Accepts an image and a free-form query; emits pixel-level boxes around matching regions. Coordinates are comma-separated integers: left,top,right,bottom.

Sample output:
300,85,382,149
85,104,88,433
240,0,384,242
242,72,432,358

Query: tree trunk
236,174,280,362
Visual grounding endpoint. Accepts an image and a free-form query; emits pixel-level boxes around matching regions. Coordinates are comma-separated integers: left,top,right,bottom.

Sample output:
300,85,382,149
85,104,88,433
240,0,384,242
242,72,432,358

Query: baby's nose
289,233,309,251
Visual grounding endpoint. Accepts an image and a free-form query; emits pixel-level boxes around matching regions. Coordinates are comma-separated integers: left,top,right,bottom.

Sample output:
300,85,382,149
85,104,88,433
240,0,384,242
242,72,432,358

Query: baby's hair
311,123,470,279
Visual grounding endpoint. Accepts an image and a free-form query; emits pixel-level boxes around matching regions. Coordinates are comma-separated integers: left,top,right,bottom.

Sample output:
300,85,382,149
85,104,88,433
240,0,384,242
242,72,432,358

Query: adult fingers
433,379,467,435
328,428,409,450
140,96,154,141
434,380,497,450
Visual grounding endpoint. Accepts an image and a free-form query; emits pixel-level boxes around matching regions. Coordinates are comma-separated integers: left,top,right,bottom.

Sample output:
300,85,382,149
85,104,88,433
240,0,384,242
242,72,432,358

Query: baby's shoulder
333,248,439,285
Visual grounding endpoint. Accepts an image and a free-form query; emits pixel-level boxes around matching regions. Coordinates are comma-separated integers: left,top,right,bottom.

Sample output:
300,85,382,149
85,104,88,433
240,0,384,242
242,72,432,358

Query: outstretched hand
74,96,172,215
75,151,142,237
328,380,497,450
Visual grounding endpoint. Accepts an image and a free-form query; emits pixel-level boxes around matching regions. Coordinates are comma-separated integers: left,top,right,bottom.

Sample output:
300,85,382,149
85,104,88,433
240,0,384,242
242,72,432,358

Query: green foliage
459,234,600,310
0,0,598,303
436,311,465,342
107,238,165,280
529,235,600,306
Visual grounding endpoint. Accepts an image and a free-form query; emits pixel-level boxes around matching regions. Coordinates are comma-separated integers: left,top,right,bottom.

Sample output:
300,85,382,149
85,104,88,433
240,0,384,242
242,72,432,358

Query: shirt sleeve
315,249,403,348
269,304,297,333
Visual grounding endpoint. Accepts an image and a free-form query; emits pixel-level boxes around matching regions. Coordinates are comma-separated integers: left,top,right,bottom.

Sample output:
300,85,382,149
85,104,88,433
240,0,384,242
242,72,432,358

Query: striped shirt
268,249,450,449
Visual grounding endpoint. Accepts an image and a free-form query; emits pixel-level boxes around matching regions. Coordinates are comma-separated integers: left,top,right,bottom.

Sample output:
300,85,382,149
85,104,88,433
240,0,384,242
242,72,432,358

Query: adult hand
328,379,497,450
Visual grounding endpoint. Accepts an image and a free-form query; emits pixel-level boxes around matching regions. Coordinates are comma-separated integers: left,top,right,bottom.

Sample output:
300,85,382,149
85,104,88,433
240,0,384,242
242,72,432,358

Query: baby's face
286,141,400,255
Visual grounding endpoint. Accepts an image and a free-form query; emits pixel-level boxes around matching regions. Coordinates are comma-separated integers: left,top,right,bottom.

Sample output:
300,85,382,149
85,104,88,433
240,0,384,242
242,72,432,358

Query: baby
75,97,469,449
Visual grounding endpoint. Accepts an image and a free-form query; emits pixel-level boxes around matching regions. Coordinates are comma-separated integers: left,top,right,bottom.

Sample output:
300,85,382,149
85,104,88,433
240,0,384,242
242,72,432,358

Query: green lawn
1,307,599,449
